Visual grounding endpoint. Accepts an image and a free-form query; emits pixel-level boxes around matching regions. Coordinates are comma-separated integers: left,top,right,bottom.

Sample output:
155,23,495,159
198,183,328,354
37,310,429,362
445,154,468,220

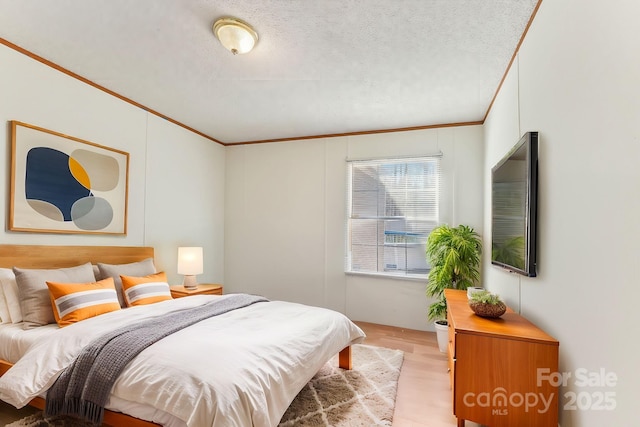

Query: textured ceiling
0,0,539,144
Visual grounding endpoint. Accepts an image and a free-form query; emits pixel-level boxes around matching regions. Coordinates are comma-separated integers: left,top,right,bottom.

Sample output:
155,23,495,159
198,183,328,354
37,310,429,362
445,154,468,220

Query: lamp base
182,275,198,290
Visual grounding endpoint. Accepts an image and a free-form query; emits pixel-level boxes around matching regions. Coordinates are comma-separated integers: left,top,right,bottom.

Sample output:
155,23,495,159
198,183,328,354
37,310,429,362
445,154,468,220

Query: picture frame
9,121,129,235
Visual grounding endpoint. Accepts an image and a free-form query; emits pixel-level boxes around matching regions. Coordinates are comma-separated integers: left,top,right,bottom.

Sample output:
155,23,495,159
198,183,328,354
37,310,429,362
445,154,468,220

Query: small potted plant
468,290,507,318
425,224,482,352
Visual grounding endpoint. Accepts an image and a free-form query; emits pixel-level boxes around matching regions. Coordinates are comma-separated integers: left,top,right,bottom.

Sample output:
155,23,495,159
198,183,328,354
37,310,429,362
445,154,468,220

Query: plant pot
469,301,507,318
434,320,449,353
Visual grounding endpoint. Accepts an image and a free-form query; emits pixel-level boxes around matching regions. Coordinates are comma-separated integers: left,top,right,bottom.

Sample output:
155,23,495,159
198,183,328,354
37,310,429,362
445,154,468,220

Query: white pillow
0,268,23,324
0,280,10,323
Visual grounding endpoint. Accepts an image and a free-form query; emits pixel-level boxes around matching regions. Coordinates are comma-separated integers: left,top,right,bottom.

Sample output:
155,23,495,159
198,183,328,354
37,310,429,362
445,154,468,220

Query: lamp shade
213,17,258,55
177,247,203,275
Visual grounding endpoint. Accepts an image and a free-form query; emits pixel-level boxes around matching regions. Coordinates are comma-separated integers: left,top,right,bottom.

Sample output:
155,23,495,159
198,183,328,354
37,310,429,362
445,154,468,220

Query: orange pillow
46,278,121,327
120,272,172,307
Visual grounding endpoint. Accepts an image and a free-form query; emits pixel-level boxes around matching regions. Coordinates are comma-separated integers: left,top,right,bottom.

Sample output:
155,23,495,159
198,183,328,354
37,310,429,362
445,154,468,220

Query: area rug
7,344,404,427
278,344,404,427
6,413,91,427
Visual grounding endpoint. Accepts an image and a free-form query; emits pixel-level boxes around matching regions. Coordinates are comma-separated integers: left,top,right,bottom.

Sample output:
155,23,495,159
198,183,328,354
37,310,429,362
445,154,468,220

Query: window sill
345,271,427,282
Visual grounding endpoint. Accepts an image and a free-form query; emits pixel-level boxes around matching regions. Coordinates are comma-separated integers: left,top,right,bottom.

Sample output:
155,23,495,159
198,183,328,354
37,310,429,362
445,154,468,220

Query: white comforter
0,295,365,427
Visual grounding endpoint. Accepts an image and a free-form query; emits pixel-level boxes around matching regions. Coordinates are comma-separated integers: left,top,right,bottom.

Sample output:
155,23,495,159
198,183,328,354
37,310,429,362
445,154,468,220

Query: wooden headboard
0,245,154,269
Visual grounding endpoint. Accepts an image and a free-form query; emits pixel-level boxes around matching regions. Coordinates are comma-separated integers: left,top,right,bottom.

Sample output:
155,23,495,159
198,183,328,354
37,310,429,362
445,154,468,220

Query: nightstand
170,284,223,298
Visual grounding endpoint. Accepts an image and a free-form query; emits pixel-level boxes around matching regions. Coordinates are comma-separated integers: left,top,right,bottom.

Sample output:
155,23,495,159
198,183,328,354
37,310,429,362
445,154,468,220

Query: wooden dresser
444,289,559,427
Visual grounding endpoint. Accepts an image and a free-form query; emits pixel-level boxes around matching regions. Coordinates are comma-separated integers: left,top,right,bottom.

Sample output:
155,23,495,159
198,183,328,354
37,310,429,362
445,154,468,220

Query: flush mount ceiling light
213,17,258,55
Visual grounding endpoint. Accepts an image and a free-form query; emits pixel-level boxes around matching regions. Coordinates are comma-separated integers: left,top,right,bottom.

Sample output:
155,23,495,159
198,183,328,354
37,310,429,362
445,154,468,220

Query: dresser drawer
447,342,455,389
447,311,456,389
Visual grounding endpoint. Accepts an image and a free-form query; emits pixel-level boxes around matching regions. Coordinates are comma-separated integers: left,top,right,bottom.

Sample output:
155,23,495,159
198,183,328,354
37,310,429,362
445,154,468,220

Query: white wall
0,43,225,285
0,44,147,245
143,115,226,284
225,125,483,331
483,0,639,425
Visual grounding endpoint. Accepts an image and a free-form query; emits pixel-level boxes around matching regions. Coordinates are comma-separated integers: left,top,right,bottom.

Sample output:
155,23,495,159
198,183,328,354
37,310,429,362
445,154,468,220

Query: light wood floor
355,321,480,427
0,322,480,426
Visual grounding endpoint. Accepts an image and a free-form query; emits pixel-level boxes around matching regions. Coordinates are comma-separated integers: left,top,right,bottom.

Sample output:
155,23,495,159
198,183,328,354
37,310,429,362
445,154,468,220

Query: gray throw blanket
45,294,268,425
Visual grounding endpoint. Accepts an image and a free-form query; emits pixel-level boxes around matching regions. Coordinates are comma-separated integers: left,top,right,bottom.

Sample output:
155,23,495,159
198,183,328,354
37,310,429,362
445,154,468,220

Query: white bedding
0,295,365,427
0,322,59,363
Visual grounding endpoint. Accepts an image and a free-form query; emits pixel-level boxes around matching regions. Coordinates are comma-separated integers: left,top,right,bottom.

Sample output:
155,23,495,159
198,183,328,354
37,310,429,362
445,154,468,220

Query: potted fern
426,224,482,352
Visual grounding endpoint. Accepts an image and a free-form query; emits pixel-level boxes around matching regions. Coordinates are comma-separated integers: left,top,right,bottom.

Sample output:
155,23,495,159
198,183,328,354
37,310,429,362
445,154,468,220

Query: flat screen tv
491,131,538,277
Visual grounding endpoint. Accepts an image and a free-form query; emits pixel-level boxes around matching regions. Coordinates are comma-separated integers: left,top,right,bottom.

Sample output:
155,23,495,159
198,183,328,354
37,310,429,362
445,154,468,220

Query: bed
0,245,365,427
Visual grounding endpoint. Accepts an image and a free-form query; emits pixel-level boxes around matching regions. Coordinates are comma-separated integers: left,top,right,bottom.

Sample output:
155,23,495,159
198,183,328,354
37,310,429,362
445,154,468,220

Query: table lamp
177,247,203,290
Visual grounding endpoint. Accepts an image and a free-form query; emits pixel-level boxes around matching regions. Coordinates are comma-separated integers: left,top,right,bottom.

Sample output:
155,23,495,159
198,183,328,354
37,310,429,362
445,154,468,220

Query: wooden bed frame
0,244,352,427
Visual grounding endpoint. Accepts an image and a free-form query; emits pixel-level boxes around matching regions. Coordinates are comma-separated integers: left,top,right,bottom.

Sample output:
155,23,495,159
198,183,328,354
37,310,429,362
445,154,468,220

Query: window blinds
347,156,441,277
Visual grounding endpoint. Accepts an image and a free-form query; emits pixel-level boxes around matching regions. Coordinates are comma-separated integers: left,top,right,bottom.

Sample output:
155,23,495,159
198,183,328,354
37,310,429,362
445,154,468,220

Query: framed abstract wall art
9,121,129,235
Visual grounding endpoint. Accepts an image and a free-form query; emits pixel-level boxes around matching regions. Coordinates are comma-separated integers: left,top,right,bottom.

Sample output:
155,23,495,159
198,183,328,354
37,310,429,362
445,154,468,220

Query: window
347,156,441,278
